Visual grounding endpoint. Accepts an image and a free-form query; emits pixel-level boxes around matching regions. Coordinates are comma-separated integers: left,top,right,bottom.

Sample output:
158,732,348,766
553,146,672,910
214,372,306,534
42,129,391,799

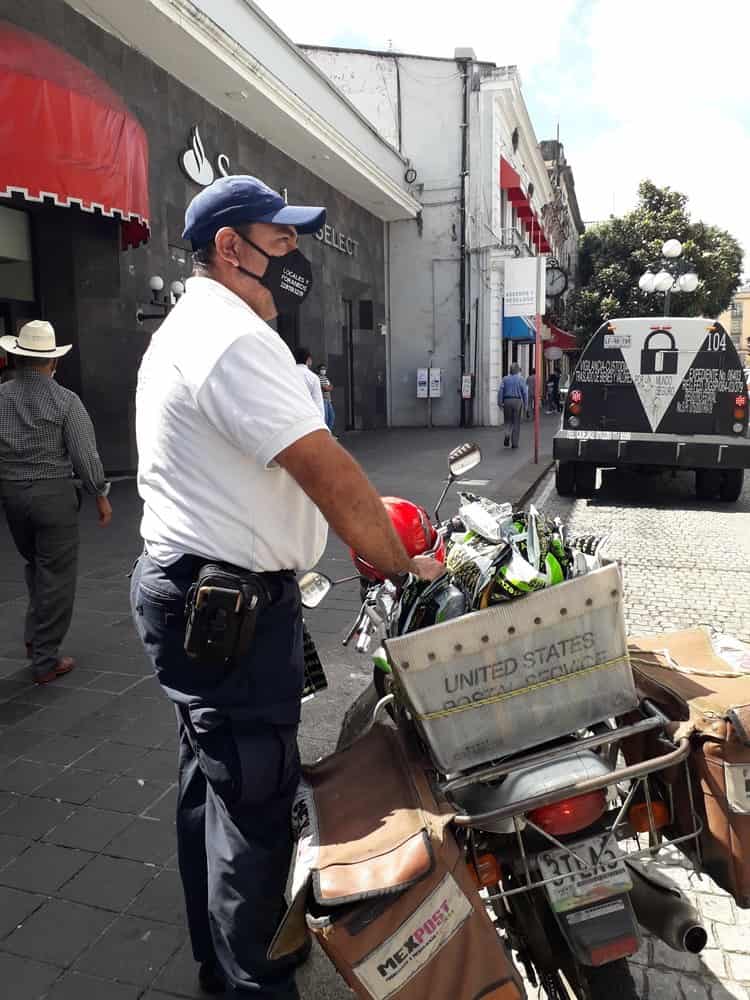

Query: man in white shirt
130,175,443,999
293,345,325,418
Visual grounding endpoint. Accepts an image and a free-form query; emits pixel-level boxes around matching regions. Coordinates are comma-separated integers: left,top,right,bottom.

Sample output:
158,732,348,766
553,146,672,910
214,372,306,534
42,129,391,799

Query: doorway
342,297,355,430
0,204,38,378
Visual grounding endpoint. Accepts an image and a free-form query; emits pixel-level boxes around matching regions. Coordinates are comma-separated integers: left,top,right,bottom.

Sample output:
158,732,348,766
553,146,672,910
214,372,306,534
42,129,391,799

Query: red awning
0,22,150,249
500,156,527,204
548,323,578,351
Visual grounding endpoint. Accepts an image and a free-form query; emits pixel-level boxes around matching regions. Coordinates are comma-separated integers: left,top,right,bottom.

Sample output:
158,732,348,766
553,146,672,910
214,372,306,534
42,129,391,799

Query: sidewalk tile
0,833,31,868
126,870,185,924
24,734,100,766
0,701,43,726
75,740,148,773
44,971,141,999
58,854,155,911
33,767,115,805
72,914,185,986
0,843,91,893
143,785,178,821
0,886,46,940
103,816,176,864
151,939,202,997
2,898,112,967
0,727,46,757
44,806,134,852
128,750,177,782
0,795,73,839
0,758,61,794
89,775,170,814
0,951,60,998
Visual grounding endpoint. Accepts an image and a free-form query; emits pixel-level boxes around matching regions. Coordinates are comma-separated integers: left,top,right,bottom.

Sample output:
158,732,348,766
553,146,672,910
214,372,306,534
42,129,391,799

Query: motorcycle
299,444,706,1000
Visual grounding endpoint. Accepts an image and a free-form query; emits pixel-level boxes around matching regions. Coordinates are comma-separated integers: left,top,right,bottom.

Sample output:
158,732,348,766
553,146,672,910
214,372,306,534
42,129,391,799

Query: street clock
545,266,568,297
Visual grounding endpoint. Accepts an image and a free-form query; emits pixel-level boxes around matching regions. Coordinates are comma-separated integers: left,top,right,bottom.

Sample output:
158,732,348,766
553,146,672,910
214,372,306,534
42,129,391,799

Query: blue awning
503,315,536,342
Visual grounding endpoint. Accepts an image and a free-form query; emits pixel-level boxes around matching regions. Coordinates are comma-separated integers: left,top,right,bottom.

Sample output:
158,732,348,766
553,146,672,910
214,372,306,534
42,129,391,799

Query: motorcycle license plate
536,836,631,913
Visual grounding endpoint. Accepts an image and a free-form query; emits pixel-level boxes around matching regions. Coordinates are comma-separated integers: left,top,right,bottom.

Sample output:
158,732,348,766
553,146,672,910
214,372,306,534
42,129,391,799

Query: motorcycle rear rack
375,696,703,902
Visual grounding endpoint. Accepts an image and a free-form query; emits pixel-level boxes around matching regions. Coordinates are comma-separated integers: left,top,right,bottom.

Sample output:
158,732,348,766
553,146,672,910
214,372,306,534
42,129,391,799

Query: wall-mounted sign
461,374,473,399
417,368,429,399
179,126,232,187
314,224,359,256
429,367,442,398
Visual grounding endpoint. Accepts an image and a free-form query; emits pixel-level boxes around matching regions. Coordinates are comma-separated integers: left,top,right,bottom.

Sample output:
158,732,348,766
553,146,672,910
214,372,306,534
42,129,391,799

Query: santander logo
179,126,232,187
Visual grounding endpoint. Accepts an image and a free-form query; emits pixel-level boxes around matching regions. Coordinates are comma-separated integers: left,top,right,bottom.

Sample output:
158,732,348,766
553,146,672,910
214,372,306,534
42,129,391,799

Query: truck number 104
703,330,727,351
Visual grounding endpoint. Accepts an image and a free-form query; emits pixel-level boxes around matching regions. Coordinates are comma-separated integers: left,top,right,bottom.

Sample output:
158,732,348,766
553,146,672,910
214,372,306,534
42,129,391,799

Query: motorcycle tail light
628,801,669,833
468,852,502,888
528,790,607,836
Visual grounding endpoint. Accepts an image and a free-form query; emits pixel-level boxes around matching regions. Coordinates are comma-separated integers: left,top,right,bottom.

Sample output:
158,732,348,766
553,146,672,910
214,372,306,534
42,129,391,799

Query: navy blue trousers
130,553,303,997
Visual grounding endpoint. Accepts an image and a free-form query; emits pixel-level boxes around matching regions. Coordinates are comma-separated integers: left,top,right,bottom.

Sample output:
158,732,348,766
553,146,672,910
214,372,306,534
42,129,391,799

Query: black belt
156,553,295,604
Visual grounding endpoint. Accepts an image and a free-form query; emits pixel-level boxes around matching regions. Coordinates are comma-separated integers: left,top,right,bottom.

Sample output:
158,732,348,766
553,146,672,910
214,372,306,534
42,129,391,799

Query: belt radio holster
184,563,270,665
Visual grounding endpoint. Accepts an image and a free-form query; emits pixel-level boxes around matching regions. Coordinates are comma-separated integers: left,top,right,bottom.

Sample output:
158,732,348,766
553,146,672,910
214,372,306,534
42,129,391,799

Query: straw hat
0,320,72,358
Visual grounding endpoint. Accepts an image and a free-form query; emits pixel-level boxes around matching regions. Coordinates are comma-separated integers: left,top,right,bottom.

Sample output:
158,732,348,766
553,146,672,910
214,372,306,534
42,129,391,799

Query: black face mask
234,232,313,311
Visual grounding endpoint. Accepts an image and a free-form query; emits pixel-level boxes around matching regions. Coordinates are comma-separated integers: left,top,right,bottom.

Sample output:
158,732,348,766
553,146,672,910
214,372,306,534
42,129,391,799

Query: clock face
546,267,568,297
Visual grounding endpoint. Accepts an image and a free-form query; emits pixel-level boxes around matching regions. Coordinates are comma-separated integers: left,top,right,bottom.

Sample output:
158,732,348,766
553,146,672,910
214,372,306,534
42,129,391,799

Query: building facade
0,0,420,469
718,283,750,367
304,47,584,428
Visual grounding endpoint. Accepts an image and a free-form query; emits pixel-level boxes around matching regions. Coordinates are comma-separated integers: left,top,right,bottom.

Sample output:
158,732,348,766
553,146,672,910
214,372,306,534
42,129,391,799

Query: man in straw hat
0,320,112,685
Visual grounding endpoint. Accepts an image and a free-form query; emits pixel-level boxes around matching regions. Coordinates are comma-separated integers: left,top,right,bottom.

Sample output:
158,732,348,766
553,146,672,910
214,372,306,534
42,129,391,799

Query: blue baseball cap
182,175,326,249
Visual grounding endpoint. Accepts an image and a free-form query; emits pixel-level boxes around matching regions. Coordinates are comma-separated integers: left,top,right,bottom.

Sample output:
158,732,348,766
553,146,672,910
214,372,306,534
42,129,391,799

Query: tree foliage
565,181,743,342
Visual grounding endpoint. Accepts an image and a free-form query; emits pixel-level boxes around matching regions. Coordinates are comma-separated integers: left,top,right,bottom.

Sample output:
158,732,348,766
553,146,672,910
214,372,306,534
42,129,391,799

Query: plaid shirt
0,371,107,494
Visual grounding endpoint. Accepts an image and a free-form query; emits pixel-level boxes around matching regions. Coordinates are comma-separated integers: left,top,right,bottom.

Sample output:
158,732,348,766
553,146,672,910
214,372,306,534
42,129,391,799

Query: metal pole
534,254,543,464
664,287,671,317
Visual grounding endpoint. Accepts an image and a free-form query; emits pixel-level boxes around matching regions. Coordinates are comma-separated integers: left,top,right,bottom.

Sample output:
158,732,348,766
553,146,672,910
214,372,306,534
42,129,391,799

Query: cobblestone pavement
520,466,750,1000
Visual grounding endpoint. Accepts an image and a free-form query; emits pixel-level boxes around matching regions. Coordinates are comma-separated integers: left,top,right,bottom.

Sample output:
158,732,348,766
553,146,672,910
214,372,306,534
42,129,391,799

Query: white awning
66,0,422,222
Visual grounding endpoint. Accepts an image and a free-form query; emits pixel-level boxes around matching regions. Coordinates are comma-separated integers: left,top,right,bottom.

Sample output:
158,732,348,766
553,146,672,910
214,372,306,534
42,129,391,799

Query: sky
256,0,750,275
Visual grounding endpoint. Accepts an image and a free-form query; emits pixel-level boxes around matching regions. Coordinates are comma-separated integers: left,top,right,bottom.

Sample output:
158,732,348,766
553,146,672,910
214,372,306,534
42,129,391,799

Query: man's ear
214,227,240,267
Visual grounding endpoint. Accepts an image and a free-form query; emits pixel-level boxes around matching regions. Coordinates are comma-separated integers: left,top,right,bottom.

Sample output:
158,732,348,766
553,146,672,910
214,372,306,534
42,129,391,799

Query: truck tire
695,469,721,500
556,461,576,497
719,468,744,502
575,463,597,498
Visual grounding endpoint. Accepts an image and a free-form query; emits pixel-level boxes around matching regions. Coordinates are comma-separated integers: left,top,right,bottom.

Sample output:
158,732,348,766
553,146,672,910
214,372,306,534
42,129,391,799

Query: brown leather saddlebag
271,723,525,1000
628,628,750,907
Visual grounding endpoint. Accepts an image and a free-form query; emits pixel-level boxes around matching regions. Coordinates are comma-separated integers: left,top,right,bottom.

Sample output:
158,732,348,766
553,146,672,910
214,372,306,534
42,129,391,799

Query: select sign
314,224,359,256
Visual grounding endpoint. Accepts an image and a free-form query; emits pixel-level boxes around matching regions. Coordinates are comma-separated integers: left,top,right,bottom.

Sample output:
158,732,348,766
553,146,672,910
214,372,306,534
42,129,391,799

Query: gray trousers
0,479,79,678
503,397,524,448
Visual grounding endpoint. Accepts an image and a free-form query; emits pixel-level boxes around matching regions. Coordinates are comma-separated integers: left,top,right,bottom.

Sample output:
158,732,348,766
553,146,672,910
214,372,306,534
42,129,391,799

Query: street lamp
136,275,186,324
639,240,699,316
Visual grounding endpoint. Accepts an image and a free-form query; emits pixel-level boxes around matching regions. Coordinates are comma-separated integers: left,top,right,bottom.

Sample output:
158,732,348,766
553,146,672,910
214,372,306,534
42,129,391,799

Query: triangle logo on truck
617,324,706,431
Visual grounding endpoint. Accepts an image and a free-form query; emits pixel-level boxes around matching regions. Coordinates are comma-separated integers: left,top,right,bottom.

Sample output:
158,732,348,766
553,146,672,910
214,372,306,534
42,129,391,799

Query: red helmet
351,496,444,582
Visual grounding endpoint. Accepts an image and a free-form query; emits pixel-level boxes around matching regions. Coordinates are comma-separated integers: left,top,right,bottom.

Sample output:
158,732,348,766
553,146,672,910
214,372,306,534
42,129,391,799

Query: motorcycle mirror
448,442,482,479
299,572,333,609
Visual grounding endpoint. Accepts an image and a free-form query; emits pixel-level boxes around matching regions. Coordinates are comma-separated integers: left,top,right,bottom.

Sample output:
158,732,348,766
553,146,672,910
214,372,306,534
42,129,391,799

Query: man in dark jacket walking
497,363,529,449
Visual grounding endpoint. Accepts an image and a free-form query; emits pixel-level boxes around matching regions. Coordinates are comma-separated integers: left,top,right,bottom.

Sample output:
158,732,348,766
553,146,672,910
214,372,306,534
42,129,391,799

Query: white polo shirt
136,276,329,571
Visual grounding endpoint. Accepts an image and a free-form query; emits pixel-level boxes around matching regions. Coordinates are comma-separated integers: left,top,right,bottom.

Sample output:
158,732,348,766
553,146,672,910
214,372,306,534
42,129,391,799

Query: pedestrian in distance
526,367,536,420
130,174,444,999
318,363,335,432
0,321,112,685
293,345,325,418
497,362,528,449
